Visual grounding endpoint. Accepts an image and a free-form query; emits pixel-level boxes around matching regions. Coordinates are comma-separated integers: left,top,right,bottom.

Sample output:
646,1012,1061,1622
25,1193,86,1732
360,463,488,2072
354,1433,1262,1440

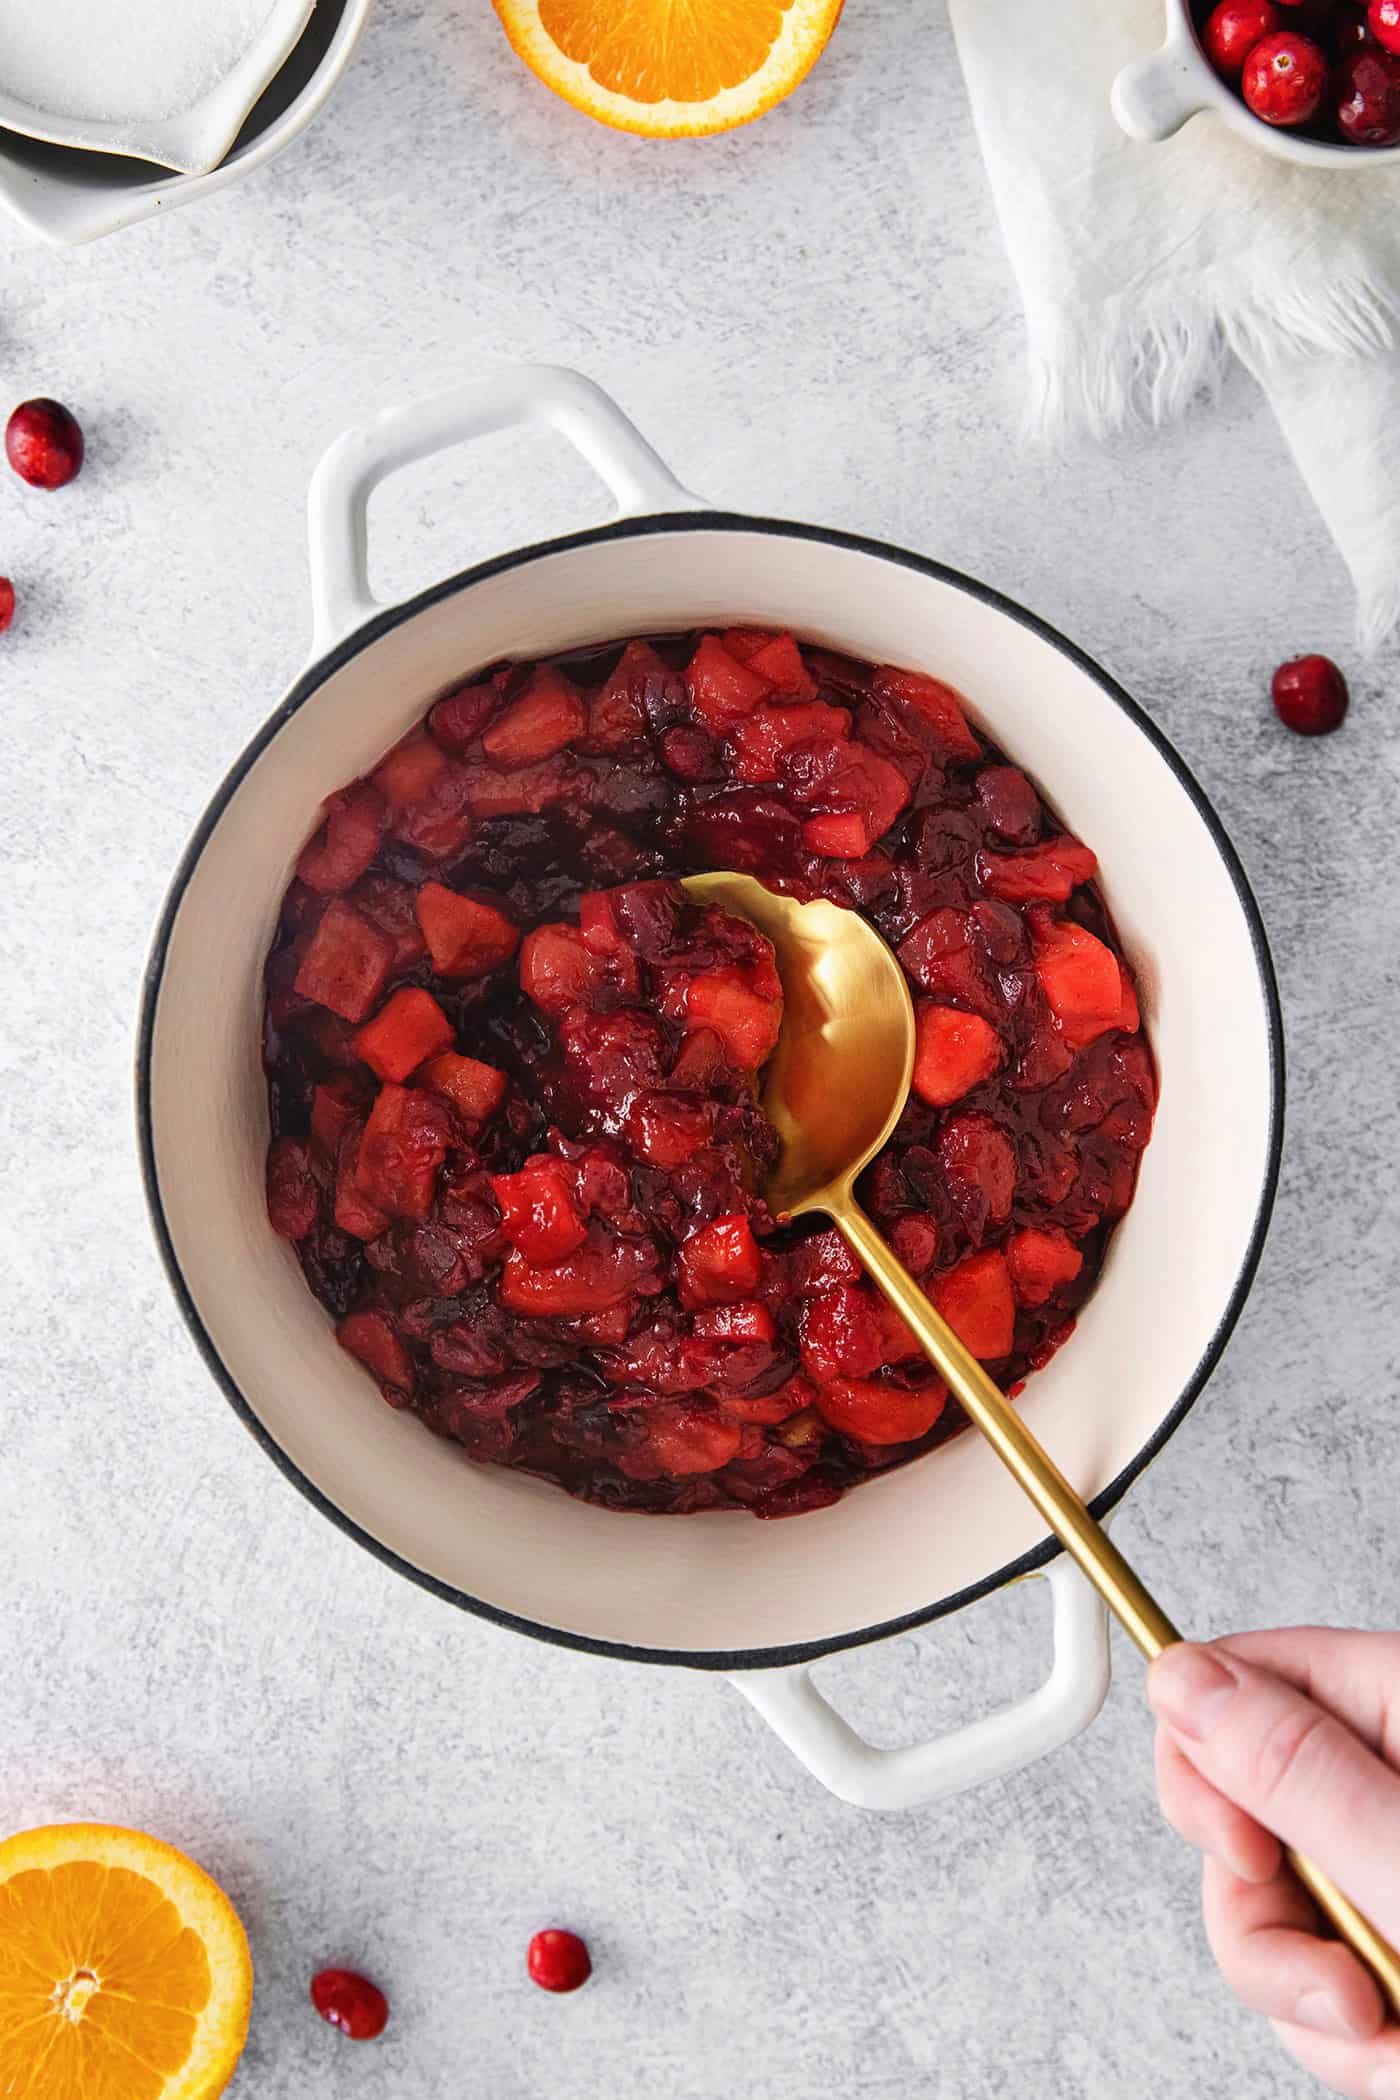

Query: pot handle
306,365,706,652
730,1554,1110,1811
1111,20,1211,144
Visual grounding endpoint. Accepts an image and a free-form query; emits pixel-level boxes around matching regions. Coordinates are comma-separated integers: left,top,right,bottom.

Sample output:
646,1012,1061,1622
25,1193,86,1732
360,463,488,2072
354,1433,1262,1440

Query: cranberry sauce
263,629,1156,1518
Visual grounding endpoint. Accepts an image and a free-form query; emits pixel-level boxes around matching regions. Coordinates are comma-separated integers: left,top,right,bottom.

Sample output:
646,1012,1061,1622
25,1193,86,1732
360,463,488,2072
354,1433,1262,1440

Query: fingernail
1147,1644,1237,1740
1295,1988,1361,2040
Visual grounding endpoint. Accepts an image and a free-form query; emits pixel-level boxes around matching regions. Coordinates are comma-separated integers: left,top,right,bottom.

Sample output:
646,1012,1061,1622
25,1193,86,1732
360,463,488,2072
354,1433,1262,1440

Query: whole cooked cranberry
310,1967,389,2039
1336,43,1400,137
5,398,84,489
527,1928,592,1993
1271,653,1349,734
1370,0,1400,52
0,578,13,635
1203,0,1282,73
1241,30,1328,122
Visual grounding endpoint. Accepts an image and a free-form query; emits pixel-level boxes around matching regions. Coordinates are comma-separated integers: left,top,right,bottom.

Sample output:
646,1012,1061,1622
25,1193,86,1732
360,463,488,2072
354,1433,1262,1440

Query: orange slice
492,0,845,137
0,1823,253,2100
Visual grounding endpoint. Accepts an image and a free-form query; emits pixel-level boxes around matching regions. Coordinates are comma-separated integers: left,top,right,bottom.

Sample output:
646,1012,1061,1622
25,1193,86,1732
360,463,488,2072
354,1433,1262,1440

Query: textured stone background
2,2,1397,2094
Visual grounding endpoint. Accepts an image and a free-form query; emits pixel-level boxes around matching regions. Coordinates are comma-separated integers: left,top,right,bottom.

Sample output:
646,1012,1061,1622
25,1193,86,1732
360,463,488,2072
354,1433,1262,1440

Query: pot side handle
306,364,707,653
1111,19,1211,144
730,1555,1110,1811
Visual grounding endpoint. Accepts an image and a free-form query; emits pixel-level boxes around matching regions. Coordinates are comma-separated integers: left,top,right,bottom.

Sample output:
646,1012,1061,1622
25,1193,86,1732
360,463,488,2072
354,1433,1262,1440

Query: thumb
1148,1641,1400,1941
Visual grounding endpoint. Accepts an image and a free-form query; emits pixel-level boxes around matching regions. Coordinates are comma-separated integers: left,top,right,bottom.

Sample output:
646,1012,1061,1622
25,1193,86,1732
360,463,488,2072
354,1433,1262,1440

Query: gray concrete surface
2,2,1397,2094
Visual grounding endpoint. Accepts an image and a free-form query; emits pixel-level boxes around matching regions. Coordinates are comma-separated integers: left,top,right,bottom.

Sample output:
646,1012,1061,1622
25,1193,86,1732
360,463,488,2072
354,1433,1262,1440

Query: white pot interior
145,525,1278,1660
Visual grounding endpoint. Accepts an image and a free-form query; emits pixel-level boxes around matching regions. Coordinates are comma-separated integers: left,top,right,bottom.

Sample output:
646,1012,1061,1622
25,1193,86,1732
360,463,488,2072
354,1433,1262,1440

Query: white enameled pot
139,367,1283,1811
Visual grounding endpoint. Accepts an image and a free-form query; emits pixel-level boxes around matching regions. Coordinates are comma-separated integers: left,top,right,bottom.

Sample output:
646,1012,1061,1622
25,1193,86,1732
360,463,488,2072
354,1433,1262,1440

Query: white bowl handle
730,1554,1110,1811
306,364,707,652
1111,14,1212,144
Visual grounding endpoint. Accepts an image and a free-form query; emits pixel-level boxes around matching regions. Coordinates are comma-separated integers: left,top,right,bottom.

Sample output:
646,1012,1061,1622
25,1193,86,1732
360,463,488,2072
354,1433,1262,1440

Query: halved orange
492,0,845,137
0,1823,253,2100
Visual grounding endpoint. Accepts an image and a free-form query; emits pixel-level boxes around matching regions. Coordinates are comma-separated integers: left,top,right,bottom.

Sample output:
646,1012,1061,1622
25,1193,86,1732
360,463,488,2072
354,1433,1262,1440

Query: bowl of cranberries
140,369,1281,1799
1114,0,1400,158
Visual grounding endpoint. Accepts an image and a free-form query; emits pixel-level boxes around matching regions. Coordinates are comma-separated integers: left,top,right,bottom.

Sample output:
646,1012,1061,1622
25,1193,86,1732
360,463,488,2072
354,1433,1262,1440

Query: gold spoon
682,867,1400,2016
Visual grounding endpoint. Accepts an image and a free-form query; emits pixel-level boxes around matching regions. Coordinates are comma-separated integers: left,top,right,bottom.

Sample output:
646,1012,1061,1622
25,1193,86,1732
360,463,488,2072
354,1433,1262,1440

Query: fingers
1270,2017,1400,2100
1148,1642,1400,1941
1212,1629,1400,1768
1155,1726,1280,1885
1201,1855,1387,2045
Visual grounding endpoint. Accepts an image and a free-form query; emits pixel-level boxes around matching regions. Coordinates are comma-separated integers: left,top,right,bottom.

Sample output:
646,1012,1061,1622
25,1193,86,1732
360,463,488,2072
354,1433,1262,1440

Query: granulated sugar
0,0,279,124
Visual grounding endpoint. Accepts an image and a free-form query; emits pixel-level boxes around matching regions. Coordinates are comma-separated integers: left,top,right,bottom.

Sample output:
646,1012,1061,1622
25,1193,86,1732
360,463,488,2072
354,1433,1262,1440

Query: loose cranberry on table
1203,0,1281,73
1336,43,1400,139
1271,652,1349,734
310,1967,389,2039
1241,30,1328,124
5,398,84,490
263,628,1155,1519
527,1929,592,1994
0,577,13,635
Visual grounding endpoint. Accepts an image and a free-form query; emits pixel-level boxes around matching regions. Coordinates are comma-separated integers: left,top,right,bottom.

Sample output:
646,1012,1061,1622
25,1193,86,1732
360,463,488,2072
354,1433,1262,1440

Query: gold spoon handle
833,1196,1400,2017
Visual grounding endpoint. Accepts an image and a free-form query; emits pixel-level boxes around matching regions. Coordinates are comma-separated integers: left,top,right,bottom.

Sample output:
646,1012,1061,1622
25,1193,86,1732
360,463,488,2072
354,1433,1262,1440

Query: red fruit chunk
933,1250,1016,1360
491,1156,588,1262
311,1967,390,2039
1203,0,1281,74
978,836,1097,903
728,700,852,783
872,1294,922,1364
1372,0,1400,53
801,811,876,858
789,1228,864,1293
939,1111,1016,1227
311,1074,364,1155
1031,914,1125,1050
266,1136,318,1240
870,665,981,761
371,732,473,859
685,634,772,729
500,1231,658,1317
1272,652,1349,734
428,680,496,752
627,1092,714,1167
744,633,818,697
296,782,387,896
295,900,395,1021
787,740,913,857
372,729,450,811
685,965,783,1070
483,666,586,764
527,1930,592,1995
1337,42,1400,139
337,1310,414,1393
0,577,12,635
415,1051,508,1124
912,1005,1004,1107
1242,30,1327,124
415,881,519,977
889,1211,939,1277
334,1129,389,1240
618,1403,743,1478
588,639,680,749
814,1376,947,1446
1007,1227,1084,1308
352,875,428,972
5,398,83,489
679,1213,764,1306
898,908,995,1018
353,987,454,1082
356,1083,452,1220
519,922,599,1013
721,627,779,662
975,765,1040,843
692,1300,776,1344
721,1373,815,1425
463,760,571,819
798,1284,883,1380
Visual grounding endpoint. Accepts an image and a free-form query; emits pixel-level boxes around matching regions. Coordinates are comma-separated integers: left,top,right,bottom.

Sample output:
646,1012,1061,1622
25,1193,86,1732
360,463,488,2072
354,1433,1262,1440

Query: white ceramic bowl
1113,0,1400,165
0,0,372,247
139,369,1283,1810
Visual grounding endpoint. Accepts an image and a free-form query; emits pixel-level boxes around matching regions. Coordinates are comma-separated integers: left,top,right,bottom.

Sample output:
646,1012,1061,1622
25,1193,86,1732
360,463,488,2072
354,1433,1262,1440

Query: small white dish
1113,0,1400,168
0,0,371,246
0,0,315,176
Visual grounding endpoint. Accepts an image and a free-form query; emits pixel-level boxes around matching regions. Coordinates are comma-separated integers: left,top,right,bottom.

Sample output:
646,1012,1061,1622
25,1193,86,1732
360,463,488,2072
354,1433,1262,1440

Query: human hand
1149,1630,1400,2097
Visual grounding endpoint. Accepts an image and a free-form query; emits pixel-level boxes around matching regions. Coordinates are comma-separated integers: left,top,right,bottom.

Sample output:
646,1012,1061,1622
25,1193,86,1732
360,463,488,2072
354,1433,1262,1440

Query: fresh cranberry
0,577,13,635
1241,30,1328,121
310,1968,389,2039
1370,0,1400,52
5,398,84,489
1271,653,1349,735
1336,43,1400,137
527,1928,592,1993
1203,0,1282,72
